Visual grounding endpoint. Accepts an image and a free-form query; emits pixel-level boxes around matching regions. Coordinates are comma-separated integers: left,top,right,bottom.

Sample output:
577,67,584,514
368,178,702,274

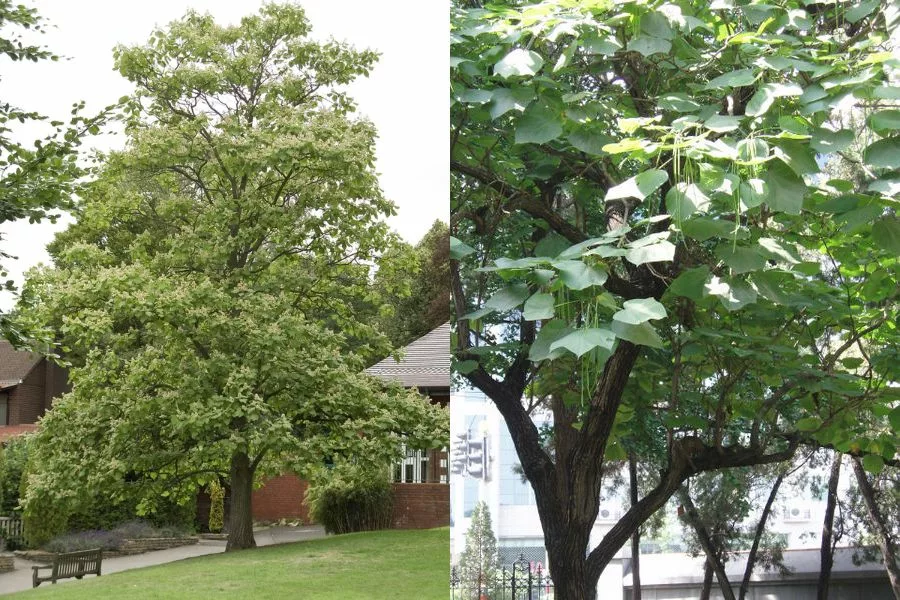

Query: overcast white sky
0,0,448,311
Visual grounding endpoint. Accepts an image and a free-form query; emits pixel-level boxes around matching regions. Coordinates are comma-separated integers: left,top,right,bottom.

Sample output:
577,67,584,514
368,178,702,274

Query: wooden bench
32,548,102,587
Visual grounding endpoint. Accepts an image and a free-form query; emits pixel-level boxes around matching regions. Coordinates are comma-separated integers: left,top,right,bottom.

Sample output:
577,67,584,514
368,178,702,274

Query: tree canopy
0,1,109,341
451,0,898,597
16,4,448,551
374,220,450,349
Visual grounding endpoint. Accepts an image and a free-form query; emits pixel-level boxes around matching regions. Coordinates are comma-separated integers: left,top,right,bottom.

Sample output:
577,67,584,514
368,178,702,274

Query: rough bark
629,453,642,600
699,561,714,600
739,471,785,600
851,457,900,596
226,450,257,551
817,452,842,599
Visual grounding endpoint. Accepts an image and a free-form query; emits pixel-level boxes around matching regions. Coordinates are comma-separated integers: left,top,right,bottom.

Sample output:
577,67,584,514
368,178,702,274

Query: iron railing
450,554,555,600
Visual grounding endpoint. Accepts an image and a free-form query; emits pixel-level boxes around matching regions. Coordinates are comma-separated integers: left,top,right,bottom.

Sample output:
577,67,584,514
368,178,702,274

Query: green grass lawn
7,528,449,599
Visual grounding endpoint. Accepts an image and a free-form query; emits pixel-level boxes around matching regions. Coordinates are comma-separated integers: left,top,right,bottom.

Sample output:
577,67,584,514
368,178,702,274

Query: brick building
250,323,451,528
0,341,69,442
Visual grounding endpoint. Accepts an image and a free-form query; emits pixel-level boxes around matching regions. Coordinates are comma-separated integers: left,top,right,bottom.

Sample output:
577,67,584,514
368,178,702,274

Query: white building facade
450,388,894,599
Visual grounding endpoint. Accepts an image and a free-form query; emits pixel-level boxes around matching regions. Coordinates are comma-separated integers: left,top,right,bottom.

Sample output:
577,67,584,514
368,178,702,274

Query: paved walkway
0,525,326,596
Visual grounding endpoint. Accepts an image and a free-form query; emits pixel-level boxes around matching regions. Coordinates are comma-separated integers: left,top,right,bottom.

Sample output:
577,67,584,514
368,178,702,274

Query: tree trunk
817,452,841,600
679,488,735,600
851,457,900,596
226,450,256,551
699,561,714,600
739,471,785,600
629,453,642,600
545,523,596,600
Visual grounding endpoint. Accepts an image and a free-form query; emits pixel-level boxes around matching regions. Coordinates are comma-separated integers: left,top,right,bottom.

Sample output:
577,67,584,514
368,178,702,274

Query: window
498,538,547,568
0,392,7,426
499,423,536,506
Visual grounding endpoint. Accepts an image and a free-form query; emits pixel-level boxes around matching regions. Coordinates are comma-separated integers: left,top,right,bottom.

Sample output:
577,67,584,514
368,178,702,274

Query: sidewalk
0,526,326,595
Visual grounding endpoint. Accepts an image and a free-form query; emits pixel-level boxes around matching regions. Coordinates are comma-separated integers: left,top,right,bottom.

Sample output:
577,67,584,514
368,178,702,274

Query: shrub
0,436,31,515
44,530,123,553
21,464,69,548
306,463,394,535
43,520,190,553
208,480,224,533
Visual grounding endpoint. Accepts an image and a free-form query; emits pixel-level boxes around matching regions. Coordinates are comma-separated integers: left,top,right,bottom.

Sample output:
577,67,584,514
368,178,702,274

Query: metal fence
0,515,23,541
451,554,555,600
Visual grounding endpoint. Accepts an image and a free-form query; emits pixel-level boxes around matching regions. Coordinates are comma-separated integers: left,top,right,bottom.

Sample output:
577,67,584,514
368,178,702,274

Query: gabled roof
0,340,42,387
365,322,450,390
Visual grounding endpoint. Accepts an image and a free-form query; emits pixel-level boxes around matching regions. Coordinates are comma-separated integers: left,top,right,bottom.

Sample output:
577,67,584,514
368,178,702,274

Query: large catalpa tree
451,1,899,597
16,4,447,551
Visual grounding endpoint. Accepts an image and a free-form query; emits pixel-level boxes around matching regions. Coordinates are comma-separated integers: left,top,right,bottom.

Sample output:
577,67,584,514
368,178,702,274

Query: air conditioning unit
783,505,812,522
597,507,622,523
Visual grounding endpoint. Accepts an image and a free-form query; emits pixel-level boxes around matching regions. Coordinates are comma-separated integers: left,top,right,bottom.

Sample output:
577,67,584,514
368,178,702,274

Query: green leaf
523,292,555,321
795,417,820,432
581,33,622,56
611,320,664,348
549,327,616,358
704,276,758,311
704,115,743,133
490,87,535,119
484,283,530,311
626,241,676,265
666,184,710,220
450,236,476,259
535,233,570,258
889,406,900,432
613,298,667,324
750,271,794,305
872,216,900,254
658,93,701,113
861,454,884,475
626,36,671,56
765,159,806,215
681,217,744,241
603,138,653,154
715,244,767,274
529,321,570,362
640,12,674,39
568,130,613,155
736,139,769,163
810,128,854,154
705,68,756,89
757,238,800,264
515,103,563,145
457,89,494,104
606,169,668,201
552,260,608,290
495,49,544,78
863,137,900,169
746,83,803,117
739,179,768,210
454,360,478,374
774,140,819,176
668,266,710,301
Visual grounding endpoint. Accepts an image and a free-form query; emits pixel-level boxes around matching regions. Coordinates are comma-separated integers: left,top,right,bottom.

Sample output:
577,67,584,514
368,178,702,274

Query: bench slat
32,549,103,588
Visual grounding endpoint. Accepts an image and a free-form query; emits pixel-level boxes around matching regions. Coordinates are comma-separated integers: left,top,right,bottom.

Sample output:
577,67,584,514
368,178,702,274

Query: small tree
208,480,224,534
458,501,501,600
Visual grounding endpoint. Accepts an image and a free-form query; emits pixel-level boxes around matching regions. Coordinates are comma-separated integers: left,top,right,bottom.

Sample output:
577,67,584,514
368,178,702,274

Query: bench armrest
32,565,52,573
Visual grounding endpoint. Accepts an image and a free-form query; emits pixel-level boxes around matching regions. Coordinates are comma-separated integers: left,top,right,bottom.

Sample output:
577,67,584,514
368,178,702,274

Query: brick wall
8,361,47,426
119,537,198,555
251,474,310,522
390,483,449,529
